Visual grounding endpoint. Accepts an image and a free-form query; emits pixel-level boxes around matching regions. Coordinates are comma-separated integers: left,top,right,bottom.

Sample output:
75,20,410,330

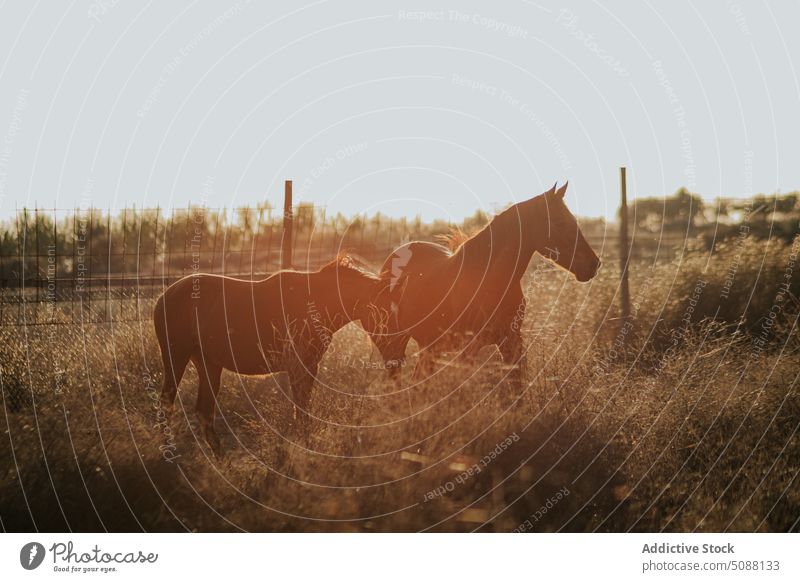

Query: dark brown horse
153,255,378,452
364,182,601,382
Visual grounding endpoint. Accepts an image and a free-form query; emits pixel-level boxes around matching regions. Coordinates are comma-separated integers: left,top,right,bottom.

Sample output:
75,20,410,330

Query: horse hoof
209,438,223,458
159,401,175,419
291,427,308,446
204,427,222,457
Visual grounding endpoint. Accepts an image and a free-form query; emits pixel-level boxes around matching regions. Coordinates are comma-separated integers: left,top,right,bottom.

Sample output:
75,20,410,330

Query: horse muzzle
576,259,601,282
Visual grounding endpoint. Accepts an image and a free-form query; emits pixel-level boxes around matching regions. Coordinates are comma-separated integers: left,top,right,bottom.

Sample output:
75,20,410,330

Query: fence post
71,206,77,323
316,207,326,268
268,208,276,271
16,209,23,323
87,208,94,320
619,167,631,333
151,206,160,290
120,208,127,318
105,209,111,321
0,220,3,324
34,208,40,305
237,206,246,276
53,208,58,315
281,180,293,270
166,210,174,286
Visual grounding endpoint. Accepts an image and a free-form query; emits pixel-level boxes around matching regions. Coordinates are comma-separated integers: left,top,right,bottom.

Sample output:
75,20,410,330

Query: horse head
524,182,601,282
317,254,380,326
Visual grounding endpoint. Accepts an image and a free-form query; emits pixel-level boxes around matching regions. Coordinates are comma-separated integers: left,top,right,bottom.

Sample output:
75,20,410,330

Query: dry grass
1,238,799,532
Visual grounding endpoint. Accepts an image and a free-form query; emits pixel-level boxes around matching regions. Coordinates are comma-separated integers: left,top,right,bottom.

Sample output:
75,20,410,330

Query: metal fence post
281,180,293,270
619,167,631,334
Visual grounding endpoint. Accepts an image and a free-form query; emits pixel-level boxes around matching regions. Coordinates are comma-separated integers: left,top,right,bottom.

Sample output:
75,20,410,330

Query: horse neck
309,272,369,328
455,210,540,282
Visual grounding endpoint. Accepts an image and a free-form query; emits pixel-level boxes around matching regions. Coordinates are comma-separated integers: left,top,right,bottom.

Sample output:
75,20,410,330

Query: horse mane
436,227,471,252
449,200,526,252
446,195,547,272
318,252,379,281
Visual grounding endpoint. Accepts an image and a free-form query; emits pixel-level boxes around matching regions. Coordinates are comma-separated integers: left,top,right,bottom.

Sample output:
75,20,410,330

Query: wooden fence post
281,180,293,270
619,167,631,331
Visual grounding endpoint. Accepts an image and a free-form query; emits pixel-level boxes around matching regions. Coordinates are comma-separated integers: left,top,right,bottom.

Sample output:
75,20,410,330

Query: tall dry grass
1,238,798,532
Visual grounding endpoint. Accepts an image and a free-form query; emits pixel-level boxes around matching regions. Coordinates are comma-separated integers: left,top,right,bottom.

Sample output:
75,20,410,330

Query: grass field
1,237,799,532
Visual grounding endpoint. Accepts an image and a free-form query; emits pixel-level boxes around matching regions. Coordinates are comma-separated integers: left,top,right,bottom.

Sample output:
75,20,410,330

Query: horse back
374,240,526,345
154,273,312,372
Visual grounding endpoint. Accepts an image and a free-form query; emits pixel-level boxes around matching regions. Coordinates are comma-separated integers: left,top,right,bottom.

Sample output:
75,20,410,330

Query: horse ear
555,181,568,199
541,181,559,200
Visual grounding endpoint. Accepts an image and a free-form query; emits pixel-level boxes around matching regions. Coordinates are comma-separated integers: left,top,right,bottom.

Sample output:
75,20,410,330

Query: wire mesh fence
0,204,466,325
0,203,685,326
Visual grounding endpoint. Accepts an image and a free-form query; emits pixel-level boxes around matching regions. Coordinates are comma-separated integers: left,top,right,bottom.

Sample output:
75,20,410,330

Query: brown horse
153,255,378,452
364,182,601,382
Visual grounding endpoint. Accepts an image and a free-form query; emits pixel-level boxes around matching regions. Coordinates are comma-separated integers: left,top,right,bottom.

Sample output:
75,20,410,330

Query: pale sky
0,0,798,221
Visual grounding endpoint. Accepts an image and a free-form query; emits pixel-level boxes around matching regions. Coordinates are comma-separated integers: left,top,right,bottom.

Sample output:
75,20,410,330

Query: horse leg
365,305,410,380
381,333,410,380
498,288,527,385
158,342,192,416
412,344,441,382
193,353,224,455
498,325,526,389
461,331,490,363
288,359,318,441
